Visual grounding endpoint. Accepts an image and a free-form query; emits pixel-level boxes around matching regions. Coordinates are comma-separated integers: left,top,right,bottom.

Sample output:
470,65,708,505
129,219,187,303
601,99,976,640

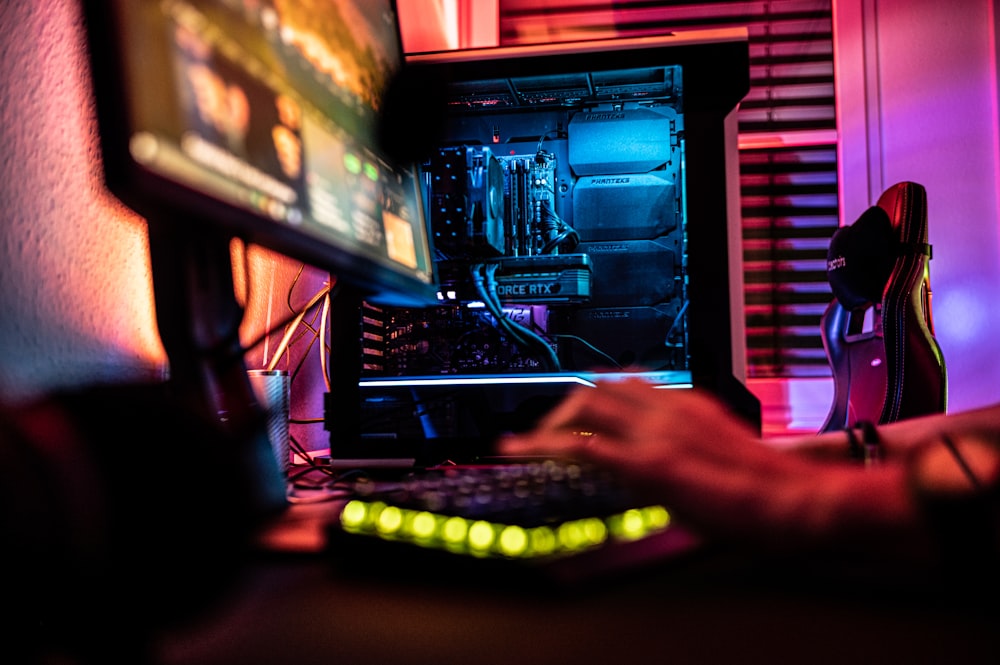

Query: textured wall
0,1,166,402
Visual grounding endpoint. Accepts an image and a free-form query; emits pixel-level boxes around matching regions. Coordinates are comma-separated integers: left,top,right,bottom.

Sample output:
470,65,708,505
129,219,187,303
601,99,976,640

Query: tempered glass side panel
362,58,689,384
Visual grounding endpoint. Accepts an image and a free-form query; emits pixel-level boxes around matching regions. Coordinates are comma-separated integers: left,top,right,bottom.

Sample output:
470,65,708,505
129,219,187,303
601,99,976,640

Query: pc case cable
471,263,560,371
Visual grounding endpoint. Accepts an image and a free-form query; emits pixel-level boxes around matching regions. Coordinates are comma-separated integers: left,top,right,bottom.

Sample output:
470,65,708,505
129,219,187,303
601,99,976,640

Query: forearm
768,422,1000,568
769,402,1000,460
680,454,932,559
793,463,934,560
876,404,1000,455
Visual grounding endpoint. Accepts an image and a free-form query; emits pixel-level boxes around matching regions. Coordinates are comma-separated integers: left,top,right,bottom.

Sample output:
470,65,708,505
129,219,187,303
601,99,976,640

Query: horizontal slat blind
741,144,838,376
499,0,838,378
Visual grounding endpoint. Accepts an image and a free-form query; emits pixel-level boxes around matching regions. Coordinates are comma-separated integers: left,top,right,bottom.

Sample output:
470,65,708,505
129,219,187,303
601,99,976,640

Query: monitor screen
347,29,760,460
84,0,438,307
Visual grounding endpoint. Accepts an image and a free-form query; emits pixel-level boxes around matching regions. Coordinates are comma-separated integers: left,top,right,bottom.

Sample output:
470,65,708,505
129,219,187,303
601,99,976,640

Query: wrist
844,421,882,466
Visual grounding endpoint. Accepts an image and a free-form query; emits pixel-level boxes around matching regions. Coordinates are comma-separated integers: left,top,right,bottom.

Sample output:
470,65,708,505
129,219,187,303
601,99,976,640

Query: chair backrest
820,181,947,433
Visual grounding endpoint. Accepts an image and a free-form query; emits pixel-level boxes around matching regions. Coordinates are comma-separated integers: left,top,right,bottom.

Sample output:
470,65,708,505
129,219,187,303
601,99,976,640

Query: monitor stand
325,284,362,454
324,286,418,468
146,218,287,514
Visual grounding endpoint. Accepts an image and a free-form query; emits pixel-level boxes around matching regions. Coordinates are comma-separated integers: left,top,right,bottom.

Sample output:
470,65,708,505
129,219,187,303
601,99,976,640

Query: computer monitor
83,0,437,309
81,0,436,504
348,28,760,462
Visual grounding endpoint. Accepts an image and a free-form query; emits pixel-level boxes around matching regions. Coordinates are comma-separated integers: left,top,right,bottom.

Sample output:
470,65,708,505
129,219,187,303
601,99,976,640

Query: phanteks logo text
587,310,631,320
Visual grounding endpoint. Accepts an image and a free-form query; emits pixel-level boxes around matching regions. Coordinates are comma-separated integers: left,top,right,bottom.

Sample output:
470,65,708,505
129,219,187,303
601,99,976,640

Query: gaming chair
820,181,947,433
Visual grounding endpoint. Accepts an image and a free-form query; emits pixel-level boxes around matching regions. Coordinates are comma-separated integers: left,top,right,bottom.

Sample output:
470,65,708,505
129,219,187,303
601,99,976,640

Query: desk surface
153,501,1000,665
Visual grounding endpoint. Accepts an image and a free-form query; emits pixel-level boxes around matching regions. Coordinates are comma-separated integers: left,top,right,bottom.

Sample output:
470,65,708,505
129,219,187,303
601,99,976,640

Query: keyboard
327,460,701,583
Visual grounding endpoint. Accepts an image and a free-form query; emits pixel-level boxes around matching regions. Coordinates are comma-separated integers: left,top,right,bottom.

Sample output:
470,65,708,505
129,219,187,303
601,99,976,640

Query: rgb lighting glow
338,499,672,560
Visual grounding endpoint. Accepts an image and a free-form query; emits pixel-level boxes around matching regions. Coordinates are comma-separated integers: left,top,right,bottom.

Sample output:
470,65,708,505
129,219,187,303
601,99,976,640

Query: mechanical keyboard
327,459,701,582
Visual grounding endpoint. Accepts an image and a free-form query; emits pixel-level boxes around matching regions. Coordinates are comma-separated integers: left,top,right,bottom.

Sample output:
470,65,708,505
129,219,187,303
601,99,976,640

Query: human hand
498,379,852,544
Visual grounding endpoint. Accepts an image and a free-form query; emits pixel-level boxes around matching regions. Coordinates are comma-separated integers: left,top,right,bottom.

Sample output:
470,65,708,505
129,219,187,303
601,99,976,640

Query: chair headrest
826,205,898,309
